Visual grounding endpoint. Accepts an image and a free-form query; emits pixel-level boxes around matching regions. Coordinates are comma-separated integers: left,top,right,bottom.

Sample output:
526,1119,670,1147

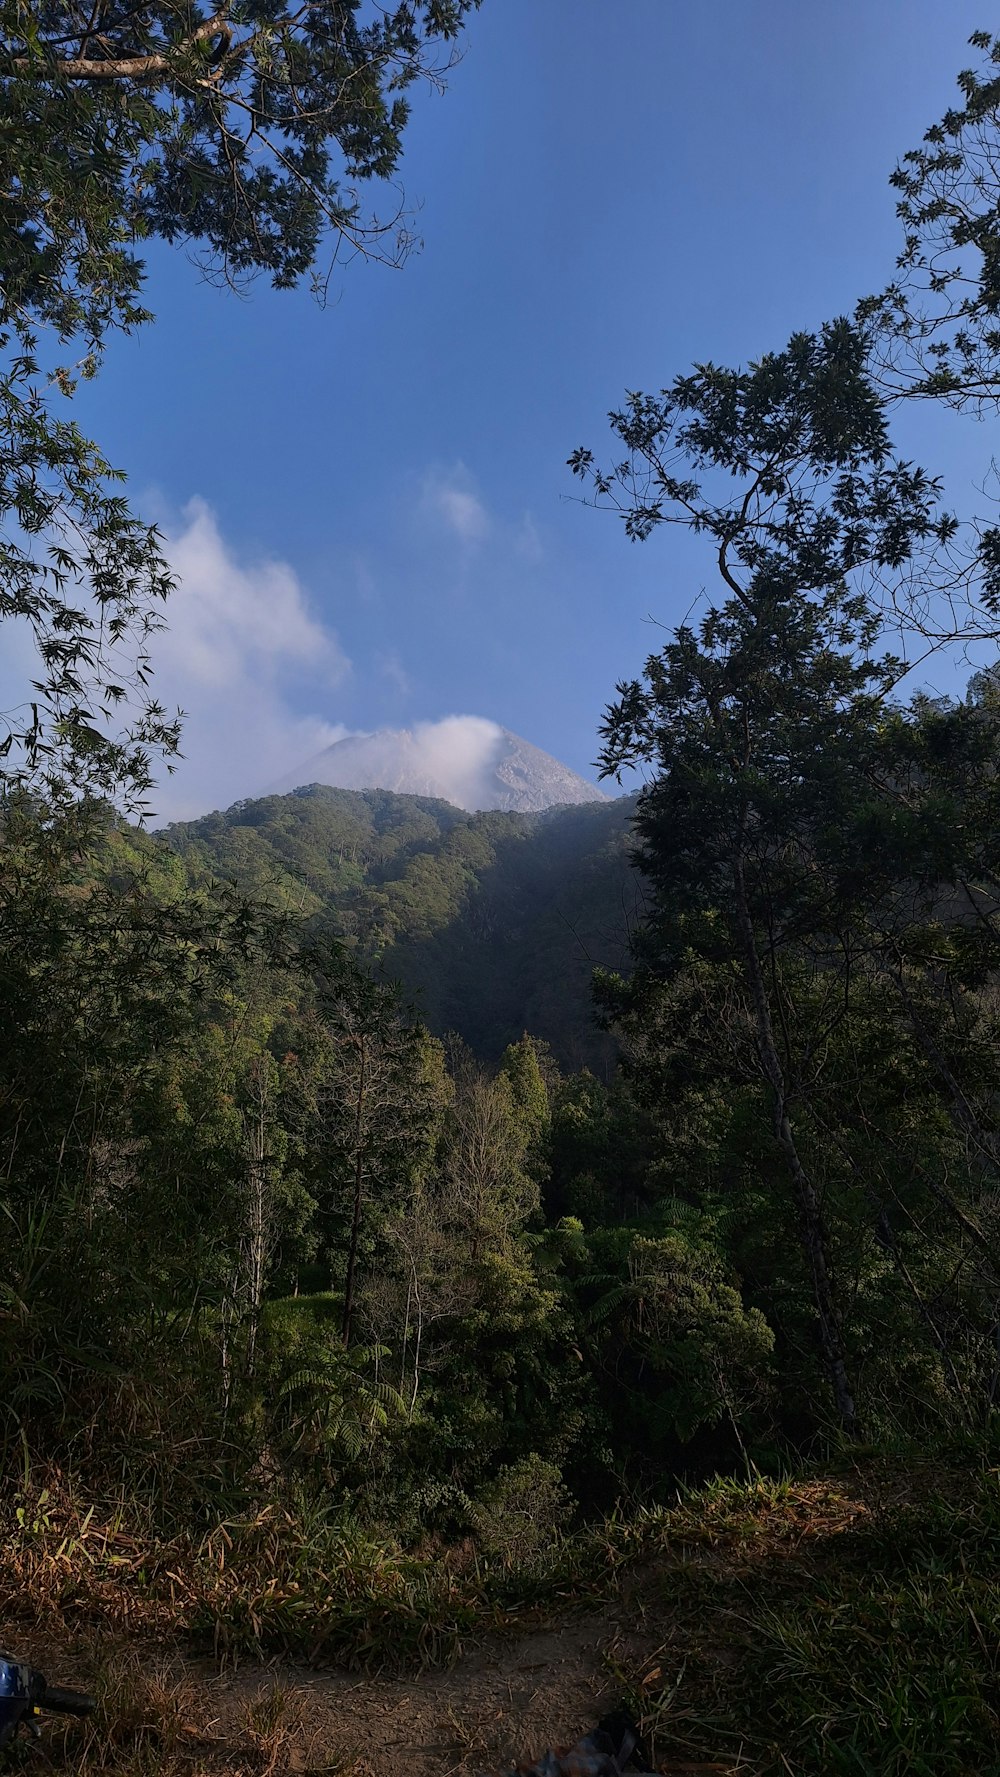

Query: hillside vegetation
159,786,641,1071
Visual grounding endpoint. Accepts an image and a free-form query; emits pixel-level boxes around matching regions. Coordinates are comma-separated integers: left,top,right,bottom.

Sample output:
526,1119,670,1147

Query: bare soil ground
0,1603,663,1776
212,1609,653,1774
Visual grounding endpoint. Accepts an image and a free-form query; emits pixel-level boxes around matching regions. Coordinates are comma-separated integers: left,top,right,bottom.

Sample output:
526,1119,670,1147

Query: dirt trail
0,1601,660,1776
206,1607,656,1774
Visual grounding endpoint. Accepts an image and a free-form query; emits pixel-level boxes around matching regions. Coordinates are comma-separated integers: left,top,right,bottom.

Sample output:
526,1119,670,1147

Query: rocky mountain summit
274,718,608,813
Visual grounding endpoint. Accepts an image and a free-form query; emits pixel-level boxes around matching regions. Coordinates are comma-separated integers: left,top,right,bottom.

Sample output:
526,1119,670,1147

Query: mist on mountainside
271,717,609,814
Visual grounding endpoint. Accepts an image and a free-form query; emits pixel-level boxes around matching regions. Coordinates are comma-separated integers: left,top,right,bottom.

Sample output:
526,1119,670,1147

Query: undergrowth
617,1459,1000,1776
2,1455,999,1773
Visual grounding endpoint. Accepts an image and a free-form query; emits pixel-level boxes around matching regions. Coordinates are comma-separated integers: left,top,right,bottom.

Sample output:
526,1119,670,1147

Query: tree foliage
863,29,1000,411
567,43,1000,1443
2,0,481,327
164,785,637,1071
14,11,1000,1619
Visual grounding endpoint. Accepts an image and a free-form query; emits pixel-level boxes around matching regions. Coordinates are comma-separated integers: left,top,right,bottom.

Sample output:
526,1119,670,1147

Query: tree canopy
9,30,1000,1777
2,0,482,339
864,28,1000,411
568,40,1000,1436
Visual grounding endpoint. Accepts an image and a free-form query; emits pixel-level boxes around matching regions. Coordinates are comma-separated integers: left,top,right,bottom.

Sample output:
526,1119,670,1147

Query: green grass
613,1463,1000,1775
4,1457,1000,1773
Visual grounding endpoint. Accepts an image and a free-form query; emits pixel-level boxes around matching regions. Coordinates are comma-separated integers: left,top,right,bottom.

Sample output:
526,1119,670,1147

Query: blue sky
69,0,994,819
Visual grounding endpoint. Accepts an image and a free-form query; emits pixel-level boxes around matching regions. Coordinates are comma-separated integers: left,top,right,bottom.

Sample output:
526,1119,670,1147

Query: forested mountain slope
160,786,642,1071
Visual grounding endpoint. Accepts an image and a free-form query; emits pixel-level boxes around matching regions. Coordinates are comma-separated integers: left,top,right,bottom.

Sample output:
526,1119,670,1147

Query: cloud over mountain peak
272,717,608,813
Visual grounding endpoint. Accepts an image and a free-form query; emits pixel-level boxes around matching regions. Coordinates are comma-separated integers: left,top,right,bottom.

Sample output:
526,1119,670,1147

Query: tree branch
11,12,231,81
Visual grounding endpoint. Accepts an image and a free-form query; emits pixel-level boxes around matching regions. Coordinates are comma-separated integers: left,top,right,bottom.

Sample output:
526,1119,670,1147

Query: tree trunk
732,851,858,1434
401,1262,412,1397
410,1266,423,1419
244,1069,268,1379
341,1034,367,1346
219,1292,234,1430
893,957,1000,1185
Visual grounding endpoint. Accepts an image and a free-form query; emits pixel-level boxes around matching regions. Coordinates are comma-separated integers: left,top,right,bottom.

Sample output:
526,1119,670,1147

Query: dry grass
1,1639,360,1775
0,1479,485,1669
4,1456,1000,1774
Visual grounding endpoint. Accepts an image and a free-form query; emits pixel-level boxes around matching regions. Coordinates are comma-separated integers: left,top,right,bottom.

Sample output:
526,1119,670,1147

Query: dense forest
7,11,1000,1775
161,785,638,1070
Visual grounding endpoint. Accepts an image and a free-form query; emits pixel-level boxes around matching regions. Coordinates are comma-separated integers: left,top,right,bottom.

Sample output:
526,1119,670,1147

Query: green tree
0,801,299,1459
444,1052,541,1252
863,29,1000,413
0,359,181,809
546,1067,657,1226
147,1002,319,1405
857,31,1000,661
572,322,952,1432
586,1229,774,1460
499,1034,550,1141
2,0,482,328
300,958,447,1343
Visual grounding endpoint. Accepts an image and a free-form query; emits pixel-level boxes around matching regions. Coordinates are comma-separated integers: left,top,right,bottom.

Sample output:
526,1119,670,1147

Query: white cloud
416,467,543,569
420,464,490,544
405,715,503,809
271,715,507,811
148,498,350,823
160,498,346,689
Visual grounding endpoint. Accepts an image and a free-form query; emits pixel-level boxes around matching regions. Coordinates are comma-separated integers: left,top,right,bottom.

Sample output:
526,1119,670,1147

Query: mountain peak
272,717,608,813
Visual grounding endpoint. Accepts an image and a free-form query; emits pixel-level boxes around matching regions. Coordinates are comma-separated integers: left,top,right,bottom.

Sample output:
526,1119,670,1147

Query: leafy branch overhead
0,350,180,807
863,29,1000,411
568,320,980,668
1,0,483,336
